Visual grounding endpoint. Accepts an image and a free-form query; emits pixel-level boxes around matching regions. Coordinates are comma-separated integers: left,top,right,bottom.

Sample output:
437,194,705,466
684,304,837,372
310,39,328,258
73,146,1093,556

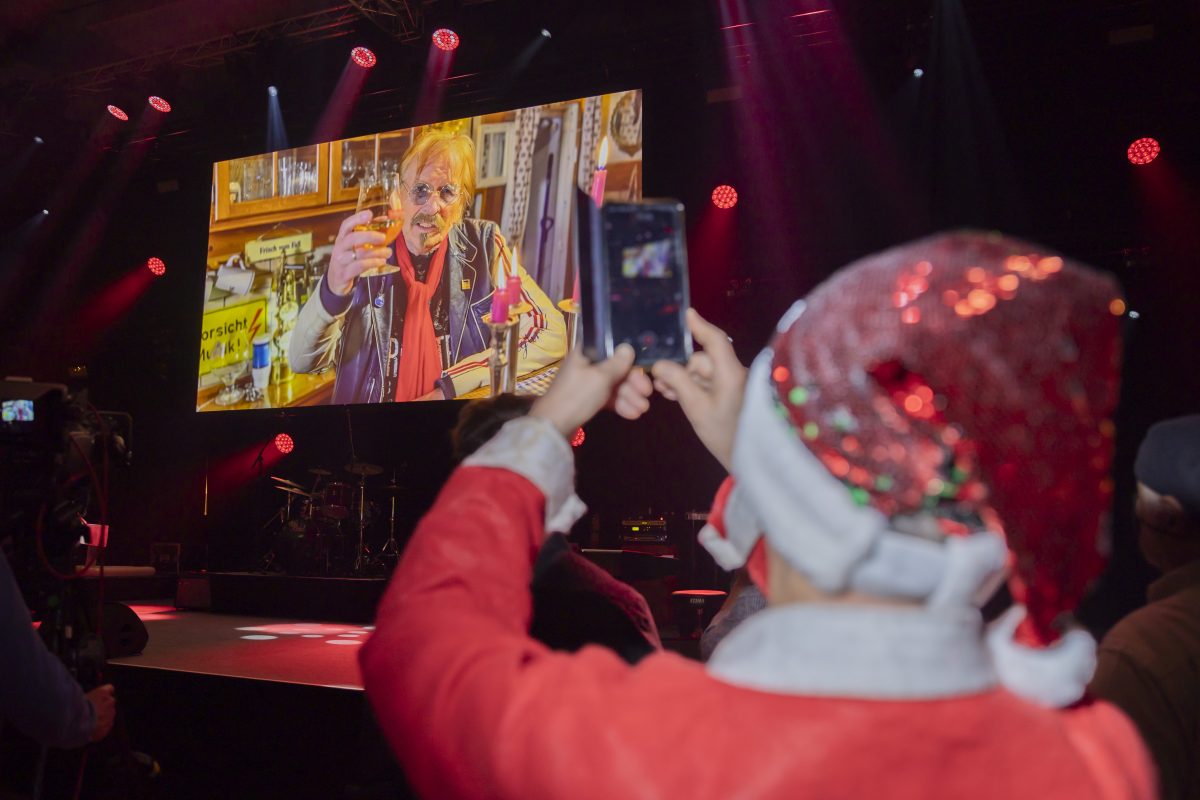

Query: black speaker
101,601,149,658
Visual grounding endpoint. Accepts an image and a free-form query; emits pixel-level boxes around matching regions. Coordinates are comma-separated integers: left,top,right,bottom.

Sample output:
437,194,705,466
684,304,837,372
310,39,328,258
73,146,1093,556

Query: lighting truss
346,0,423,43
36,6,364,95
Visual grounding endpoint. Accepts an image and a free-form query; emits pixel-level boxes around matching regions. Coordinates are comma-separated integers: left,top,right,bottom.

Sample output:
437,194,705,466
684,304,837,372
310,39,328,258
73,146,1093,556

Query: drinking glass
354,173,401,277
212,337,250,406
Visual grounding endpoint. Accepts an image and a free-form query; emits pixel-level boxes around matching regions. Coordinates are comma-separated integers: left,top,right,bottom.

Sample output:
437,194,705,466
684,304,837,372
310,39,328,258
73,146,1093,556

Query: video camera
0,378,131,674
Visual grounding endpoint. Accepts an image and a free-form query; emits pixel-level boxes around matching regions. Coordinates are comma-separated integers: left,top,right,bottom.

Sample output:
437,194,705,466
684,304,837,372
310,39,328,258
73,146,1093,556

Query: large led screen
197,90,643,411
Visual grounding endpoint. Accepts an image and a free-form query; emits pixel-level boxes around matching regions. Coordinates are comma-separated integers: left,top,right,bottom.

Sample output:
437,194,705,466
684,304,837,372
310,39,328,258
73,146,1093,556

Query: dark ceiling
0,0,1195,244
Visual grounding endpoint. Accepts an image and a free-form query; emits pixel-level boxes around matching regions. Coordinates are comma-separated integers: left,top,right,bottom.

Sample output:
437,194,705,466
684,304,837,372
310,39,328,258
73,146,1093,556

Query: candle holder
557,298,581,353
483,312,520,396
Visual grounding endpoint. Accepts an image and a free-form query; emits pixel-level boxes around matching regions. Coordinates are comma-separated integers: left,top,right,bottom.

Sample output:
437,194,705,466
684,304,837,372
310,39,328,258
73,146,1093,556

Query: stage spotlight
146,257,166,276
107,105,129,121
711,184,738,209
148,95,172,113
1127,137,1160,166
33,136,43,145
268,85,278,97
274,433,295,454
42,209,49,215
541,28,552,38
571,427,585,448
432,28,460,51
351,46,377,68
913,68,925,78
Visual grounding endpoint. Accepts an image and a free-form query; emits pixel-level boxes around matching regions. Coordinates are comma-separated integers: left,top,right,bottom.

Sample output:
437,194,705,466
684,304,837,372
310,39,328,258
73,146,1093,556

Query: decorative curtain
502,106,542,248
576,95,602,193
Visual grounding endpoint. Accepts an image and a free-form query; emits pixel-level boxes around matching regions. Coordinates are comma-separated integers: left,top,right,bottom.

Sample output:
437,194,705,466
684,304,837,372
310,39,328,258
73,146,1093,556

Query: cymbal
345,461,383,476
271,476,304,489
379,482,407,494
275,485,312,497
308,467,333,476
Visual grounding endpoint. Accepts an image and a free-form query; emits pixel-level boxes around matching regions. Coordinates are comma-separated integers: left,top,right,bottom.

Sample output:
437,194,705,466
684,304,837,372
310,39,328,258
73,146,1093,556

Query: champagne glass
354,173,401,277
213,337,250,406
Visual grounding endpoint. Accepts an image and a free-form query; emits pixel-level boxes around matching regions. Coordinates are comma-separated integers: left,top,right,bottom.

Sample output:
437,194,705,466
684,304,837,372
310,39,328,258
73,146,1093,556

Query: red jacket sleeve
359,466,636,799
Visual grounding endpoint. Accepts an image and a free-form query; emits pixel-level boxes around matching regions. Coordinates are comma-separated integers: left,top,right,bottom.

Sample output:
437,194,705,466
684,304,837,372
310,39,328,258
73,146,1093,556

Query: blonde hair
400,129,476,218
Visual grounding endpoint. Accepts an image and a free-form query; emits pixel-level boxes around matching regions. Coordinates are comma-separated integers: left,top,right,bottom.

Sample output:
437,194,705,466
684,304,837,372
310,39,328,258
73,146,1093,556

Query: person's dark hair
451,394,535,462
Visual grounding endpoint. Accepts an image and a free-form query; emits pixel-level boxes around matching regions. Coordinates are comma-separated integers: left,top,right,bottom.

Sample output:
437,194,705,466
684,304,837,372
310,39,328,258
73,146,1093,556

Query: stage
109,604,371,689
102,605,406,800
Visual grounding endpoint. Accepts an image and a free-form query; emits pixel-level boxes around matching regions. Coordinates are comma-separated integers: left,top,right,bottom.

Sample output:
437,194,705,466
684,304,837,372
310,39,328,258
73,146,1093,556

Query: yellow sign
198,299,267,376
245,232,312,264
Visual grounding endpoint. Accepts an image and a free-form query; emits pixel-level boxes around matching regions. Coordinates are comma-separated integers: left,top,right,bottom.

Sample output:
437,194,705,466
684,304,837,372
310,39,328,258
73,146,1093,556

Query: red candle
490,288,508,325
590,137,609,207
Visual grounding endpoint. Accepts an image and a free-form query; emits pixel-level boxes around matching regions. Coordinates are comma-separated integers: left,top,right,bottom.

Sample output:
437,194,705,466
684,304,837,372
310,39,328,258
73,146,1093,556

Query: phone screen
601,202,691,365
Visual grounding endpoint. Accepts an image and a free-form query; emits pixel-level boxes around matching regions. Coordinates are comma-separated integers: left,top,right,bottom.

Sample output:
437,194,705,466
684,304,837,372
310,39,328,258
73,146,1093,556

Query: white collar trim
706,602,998,699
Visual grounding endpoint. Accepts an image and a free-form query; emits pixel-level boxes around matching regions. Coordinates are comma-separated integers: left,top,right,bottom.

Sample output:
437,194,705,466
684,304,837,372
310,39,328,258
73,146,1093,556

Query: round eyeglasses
401,181,461,206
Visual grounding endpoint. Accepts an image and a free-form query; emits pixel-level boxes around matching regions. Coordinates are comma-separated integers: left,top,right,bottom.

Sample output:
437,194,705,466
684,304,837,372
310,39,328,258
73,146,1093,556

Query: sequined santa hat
700,230,1124,707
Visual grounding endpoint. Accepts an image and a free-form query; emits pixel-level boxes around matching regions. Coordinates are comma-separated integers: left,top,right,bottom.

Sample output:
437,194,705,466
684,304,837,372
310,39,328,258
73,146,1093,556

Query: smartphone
576,193,693,366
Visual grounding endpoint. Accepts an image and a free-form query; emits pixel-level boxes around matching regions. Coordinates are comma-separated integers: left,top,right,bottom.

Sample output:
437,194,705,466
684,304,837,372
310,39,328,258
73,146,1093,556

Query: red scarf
394,238,449,401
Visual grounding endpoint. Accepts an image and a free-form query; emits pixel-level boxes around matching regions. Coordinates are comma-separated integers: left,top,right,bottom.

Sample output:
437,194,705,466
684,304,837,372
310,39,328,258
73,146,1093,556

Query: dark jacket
290,218,564,402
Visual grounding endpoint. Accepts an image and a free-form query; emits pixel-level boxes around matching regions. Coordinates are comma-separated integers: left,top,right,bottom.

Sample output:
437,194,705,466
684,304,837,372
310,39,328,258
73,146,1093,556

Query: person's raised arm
359,344,651,798
290,210,393,373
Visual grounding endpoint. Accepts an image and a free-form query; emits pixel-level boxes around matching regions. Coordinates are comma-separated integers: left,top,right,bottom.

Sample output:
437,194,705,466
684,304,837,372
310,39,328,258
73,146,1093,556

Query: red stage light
712,184,738,209
274,433,295,454
432,28,460,51
571,427,586,448
1127,137,1160,165
106,104,129,121
146,257,166,276
148,95,171,113
350,46,377,68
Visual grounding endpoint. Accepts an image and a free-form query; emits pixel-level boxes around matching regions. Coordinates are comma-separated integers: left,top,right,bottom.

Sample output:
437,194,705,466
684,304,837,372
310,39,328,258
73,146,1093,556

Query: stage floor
110,604,371,690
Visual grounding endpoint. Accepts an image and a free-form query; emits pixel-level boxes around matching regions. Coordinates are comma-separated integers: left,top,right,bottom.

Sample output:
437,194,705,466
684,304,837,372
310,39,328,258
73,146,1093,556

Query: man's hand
530,345,653,438
86,684,115,742
326,211,393,296
651,309,747,471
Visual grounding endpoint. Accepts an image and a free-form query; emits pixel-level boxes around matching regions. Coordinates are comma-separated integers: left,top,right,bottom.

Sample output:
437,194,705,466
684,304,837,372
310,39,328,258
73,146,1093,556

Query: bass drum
319,482,353,519
277,518,330,576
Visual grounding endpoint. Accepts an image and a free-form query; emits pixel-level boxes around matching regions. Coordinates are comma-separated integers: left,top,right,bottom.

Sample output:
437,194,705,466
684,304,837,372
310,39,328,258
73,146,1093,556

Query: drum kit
264,461,405,577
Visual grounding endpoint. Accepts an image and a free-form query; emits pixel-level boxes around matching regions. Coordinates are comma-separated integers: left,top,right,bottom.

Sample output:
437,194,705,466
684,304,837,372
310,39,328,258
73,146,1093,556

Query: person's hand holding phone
529,345,653,438
651,309,747,471
326,211,393,296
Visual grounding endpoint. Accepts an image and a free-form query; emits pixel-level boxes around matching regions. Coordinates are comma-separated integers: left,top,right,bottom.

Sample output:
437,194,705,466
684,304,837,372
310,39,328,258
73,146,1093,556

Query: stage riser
200,572,388,623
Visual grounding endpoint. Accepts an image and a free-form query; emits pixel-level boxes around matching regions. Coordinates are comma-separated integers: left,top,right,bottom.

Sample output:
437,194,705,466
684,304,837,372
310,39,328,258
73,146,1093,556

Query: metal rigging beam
346,0,423,43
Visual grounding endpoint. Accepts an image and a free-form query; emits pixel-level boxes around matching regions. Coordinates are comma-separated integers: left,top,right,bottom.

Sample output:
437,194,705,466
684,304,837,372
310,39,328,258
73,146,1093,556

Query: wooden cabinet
377,129,414,181
209,129,421,230
213,144,329,222
329,130,415,204
328,135,377,205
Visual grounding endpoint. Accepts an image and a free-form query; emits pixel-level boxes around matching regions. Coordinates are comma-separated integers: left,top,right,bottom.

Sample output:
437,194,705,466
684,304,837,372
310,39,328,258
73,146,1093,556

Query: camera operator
1,551,115,749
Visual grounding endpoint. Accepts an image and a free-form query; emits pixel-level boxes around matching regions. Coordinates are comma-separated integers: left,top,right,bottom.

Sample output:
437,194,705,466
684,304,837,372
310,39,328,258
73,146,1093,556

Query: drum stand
353,475,371,574
377,492,401,566
257,500,289,573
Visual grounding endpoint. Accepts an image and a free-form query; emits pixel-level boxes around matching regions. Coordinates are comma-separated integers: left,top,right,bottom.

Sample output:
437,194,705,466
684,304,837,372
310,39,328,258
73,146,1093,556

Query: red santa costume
360,231,1155,800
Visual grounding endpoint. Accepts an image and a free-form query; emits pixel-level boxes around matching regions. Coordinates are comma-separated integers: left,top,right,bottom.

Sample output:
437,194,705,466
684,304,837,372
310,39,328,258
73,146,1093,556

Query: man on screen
289,129,565,402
